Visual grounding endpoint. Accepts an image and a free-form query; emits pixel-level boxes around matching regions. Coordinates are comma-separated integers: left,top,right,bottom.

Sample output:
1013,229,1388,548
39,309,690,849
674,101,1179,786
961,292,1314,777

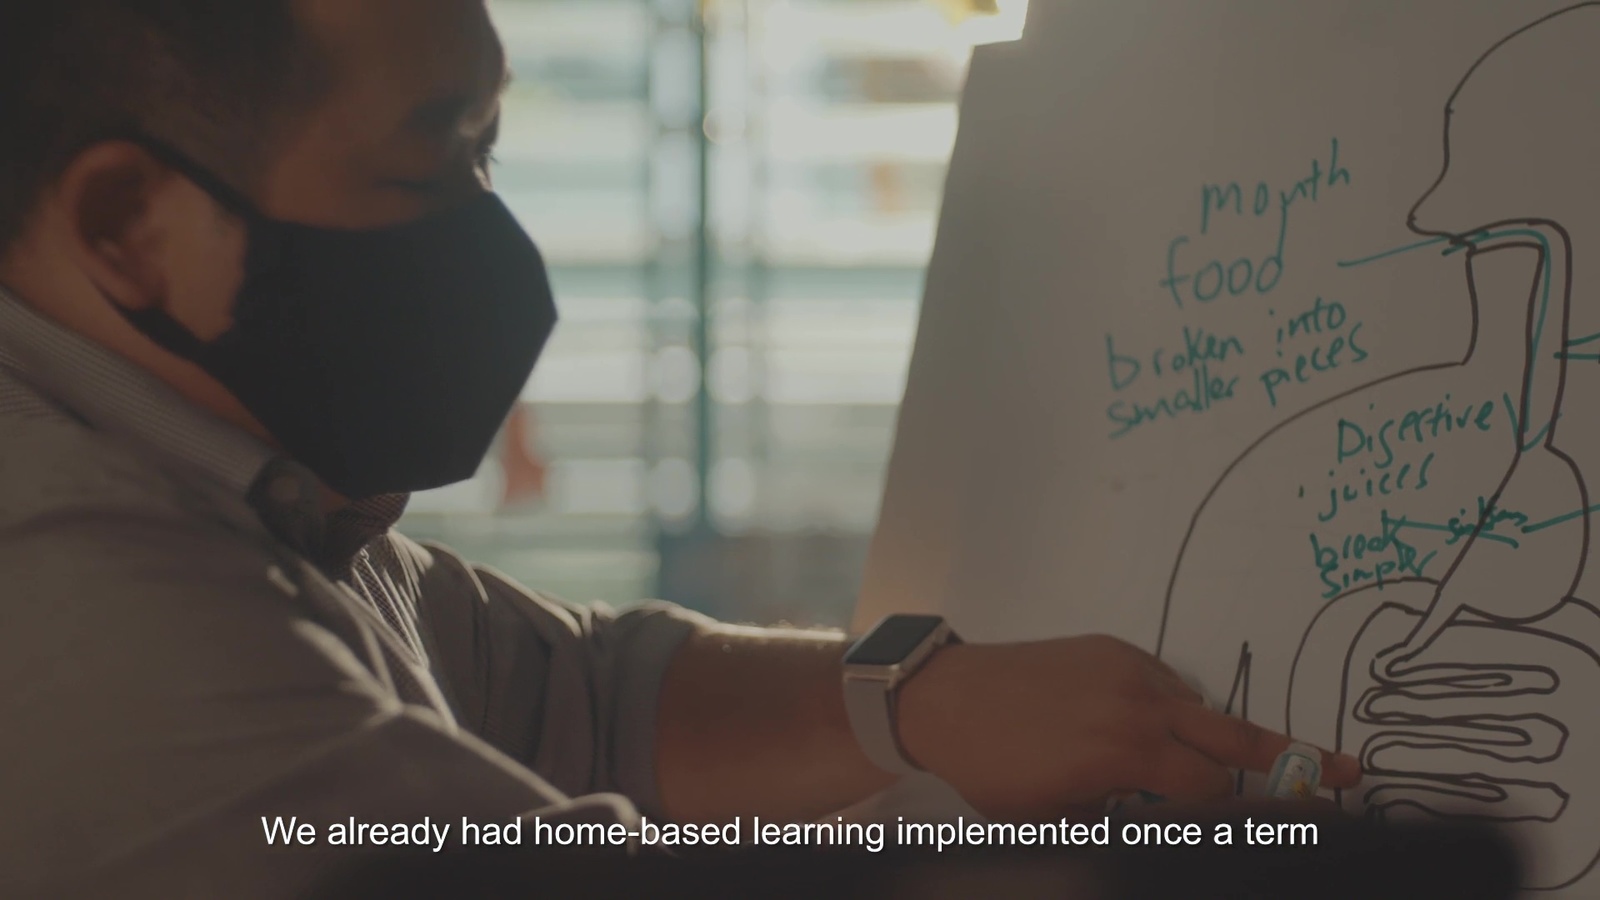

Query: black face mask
114,137,558,499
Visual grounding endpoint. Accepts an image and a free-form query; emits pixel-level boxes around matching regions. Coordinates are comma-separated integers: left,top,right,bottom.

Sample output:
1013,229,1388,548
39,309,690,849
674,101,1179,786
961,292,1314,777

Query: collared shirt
0,289,708,898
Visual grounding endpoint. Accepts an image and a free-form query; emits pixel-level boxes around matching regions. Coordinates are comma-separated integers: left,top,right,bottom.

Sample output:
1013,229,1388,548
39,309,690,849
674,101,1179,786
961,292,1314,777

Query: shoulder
0,392,397,747
0,388,208,533
0,452,406,887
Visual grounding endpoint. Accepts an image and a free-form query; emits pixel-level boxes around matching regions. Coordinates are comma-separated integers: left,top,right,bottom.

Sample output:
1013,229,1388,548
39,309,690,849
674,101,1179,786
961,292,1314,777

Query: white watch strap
842,673,922,776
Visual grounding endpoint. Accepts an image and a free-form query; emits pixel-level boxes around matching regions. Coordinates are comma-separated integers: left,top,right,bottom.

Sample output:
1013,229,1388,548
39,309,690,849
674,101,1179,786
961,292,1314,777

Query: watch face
847,615,946,666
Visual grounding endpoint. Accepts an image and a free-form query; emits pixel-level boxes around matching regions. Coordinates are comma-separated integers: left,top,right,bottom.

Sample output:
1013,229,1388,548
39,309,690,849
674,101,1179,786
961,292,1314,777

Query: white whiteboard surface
856,2,1600,893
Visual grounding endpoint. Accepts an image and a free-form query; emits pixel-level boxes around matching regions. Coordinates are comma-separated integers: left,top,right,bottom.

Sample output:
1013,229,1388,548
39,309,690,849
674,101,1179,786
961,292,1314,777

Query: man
0,2,1359,897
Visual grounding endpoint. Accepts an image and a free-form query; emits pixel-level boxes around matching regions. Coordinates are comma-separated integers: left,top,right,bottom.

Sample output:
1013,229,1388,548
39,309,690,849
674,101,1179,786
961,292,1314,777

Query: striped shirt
0,287,707,898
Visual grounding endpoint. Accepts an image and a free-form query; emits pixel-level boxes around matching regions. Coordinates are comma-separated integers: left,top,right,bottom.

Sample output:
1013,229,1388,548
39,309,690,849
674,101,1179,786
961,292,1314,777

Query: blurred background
400,0,1028,628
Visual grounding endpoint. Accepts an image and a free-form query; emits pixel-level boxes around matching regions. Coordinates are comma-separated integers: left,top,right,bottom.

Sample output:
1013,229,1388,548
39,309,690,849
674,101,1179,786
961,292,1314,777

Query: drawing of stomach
1290,588,1600,893
1159,247,1540,736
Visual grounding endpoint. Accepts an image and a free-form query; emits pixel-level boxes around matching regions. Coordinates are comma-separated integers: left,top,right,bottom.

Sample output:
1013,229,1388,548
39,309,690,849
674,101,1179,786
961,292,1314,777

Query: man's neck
2,262,274,441
0,261,362,512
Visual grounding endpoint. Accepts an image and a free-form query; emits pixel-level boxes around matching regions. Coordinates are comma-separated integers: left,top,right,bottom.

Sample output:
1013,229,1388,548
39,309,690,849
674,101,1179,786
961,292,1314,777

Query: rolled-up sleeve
411,539,712,820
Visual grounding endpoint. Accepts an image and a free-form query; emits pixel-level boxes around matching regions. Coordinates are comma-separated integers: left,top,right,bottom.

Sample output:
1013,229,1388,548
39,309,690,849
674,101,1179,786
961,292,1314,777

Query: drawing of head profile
1367,3,1598,665
1408,3,1599,242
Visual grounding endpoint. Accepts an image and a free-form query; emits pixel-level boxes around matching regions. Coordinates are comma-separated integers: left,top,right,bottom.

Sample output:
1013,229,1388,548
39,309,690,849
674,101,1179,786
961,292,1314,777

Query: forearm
649,625,1365,827
654,623,896,823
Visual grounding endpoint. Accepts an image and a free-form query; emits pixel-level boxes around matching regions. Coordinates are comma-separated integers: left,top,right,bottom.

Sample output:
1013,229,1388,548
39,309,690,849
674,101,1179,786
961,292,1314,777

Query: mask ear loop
115,132,262,220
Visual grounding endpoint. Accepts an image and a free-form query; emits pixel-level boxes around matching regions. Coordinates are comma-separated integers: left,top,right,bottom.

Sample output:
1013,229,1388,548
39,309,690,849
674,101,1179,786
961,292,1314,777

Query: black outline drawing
1156,4,1600,892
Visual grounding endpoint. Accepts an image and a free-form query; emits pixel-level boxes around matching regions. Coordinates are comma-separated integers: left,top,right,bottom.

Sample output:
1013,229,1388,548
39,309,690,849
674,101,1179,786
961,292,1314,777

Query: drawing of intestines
1160,4,1600,892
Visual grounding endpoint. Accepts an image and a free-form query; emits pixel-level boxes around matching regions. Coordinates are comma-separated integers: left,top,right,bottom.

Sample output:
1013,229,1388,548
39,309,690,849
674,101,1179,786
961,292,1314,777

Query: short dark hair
0,2,324,251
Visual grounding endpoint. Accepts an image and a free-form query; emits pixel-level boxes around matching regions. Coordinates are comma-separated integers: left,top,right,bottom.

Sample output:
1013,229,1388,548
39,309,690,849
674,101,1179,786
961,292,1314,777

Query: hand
896,635,1362,821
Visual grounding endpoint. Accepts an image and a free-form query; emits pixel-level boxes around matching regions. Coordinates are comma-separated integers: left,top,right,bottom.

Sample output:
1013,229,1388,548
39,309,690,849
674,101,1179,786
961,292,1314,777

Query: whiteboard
856,2,1600,893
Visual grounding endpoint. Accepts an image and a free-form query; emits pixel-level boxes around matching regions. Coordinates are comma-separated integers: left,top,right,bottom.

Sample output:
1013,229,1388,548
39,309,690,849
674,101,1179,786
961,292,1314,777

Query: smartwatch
842,614,962,776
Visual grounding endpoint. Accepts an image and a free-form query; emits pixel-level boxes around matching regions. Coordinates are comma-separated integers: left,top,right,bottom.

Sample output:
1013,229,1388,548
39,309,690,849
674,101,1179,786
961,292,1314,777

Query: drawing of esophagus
1160,4,1600,892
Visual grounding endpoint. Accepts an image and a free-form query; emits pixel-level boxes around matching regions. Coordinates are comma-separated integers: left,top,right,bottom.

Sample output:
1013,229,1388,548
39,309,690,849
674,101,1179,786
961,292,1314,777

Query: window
401,0,1021,626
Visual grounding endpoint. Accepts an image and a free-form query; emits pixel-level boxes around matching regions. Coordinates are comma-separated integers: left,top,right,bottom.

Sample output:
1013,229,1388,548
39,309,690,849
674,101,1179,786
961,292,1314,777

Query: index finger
1168,703,1363,790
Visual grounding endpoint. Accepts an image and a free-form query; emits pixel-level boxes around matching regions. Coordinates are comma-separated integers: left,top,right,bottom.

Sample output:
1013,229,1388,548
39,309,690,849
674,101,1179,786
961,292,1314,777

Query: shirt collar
0,287,409,567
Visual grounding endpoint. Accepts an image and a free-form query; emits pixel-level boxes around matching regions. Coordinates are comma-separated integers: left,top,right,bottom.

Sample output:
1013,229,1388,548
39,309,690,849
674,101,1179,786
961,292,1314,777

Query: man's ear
55,141,245,339
55,141,178,313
